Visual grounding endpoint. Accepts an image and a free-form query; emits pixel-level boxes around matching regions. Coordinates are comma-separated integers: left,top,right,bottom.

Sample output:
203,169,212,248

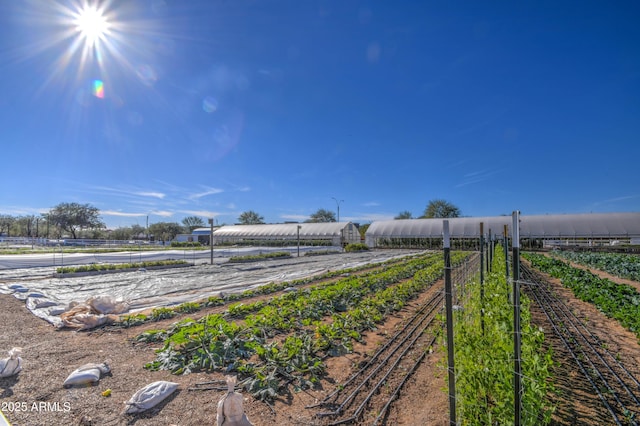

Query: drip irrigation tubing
521,264,639,425
308,288,443,424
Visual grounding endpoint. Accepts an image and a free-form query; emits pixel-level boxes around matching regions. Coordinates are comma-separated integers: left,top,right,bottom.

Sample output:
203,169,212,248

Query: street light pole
331,197,344,222
208,218,214,265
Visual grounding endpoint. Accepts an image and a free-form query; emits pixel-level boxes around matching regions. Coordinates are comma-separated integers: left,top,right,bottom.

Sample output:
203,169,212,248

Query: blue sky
1,0,639,228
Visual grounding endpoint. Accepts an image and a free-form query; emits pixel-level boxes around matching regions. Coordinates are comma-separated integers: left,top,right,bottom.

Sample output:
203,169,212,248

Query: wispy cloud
455,168,502,188
589,194,640,208
180,210,219,218
87,185,166,199
363,201,380,207
188,186,224,200
101,210,148,218
151,210,174,218
343,213,395,223
0,206,49,216
136,191,165,199
280,214,309,221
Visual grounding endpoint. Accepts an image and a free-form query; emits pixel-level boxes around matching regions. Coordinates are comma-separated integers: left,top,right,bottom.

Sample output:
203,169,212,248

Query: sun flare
74,5,110,45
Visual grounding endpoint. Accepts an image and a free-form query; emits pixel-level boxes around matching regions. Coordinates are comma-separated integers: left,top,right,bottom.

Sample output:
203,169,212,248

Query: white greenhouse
365,212,640,249
210,222,362,247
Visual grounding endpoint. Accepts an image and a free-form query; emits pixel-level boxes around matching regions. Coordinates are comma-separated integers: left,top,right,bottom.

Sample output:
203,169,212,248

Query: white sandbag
0,348,23,378
124,381,179,414
217,376,253,426
63,362,110,388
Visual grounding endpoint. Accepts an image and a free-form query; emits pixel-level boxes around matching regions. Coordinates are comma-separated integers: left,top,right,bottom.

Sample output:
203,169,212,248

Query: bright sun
74,5,110,45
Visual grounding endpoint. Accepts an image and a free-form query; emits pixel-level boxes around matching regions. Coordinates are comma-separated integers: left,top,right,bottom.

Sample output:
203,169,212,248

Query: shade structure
365,212,640,246
211,222,361,246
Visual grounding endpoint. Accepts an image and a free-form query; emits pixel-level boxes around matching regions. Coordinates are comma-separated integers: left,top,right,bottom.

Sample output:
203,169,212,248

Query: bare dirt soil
0,275,449,426
523,259,640,425
2,255,639,425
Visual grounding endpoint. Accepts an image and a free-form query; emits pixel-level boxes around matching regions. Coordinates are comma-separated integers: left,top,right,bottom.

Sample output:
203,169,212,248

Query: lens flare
93,80,104,98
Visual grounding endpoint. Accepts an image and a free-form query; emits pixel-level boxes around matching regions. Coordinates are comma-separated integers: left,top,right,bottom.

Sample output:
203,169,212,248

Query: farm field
0,248,639,425
0,249,416,328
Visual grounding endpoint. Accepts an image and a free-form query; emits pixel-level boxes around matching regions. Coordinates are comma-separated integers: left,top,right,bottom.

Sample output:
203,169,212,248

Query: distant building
210,222,360,247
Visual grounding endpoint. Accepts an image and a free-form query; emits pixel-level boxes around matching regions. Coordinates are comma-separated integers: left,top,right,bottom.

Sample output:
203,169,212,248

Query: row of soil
522,254,640,425
0,251,456,426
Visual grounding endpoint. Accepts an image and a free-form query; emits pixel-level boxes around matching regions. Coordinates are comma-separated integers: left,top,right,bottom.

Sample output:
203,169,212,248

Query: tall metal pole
443,220,456,426
332,197,344,223
488,229,493,272
504,224,510,300
209,218,214,265
479,222,485,335
297,225,301,257
512,211,522,426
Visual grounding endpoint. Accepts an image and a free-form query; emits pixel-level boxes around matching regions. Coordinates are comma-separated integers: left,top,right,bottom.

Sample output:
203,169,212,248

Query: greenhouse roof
365,212,640,239
213,222,355,238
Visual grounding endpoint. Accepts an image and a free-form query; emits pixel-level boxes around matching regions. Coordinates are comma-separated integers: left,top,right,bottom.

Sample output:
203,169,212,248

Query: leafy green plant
175,302,201,313
119,313,148,328
228,251,291,263
552,250,640,282
344,243,369,252
525,252,640,339
149,307,177,321
56,259,187,274
140,251,471,403
453,247,555,425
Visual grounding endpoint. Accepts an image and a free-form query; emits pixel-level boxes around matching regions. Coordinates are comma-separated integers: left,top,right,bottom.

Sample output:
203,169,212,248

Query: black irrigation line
307,289,444,425
522,265,640,406
521,265,640,425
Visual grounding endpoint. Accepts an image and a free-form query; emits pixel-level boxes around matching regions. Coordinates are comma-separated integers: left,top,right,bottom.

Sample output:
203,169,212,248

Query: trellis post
512,211,522,426
443,220,456,425
479,222,485,335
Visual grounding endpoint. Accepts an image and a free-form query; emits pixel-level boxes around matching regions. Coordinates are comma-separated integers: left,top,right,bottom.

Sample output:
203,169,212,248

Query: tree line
0,200,460,241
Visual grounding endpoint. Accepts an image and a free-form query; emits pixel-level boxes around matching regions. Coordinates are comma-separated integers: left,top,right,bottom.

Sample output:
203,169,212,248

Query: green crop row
228,251,291,262
552,250,640,282
226,252,445,323
56,259,188,274
453,247,555,425
524,253,640,339
140,252,470,401
116,253,430,329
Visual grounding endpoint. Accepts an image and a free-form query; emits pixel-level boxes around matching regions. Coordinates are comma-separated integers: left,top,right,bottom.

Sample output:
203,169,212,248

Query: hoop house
365,212,640,248
212,222,361,247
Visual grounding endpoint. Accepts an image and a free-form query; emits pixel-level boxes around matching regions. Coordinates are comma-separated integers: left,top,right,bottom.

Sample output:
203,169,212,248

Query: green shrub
344,243,369,252
171,241,202,247
228,251,291,263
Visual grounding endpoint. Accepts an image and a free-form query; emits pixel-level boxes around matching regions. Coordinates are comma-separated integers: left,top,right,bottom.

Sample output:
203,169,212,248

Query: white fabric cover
0,347,22,378
60,295,129,330
63,362,110,387
124,381,179,414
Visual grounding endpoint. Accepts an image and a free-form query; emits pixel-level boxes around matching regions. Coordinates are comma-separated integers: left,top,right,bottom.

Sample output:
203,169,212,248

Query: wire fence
444,238,555,426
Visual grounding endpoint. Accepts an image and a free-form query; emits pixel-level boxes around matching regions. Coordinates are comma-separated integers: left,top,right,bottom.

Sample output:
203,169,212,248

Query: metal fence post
479,222,485,335
443,220,456,425
512,211,522,426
